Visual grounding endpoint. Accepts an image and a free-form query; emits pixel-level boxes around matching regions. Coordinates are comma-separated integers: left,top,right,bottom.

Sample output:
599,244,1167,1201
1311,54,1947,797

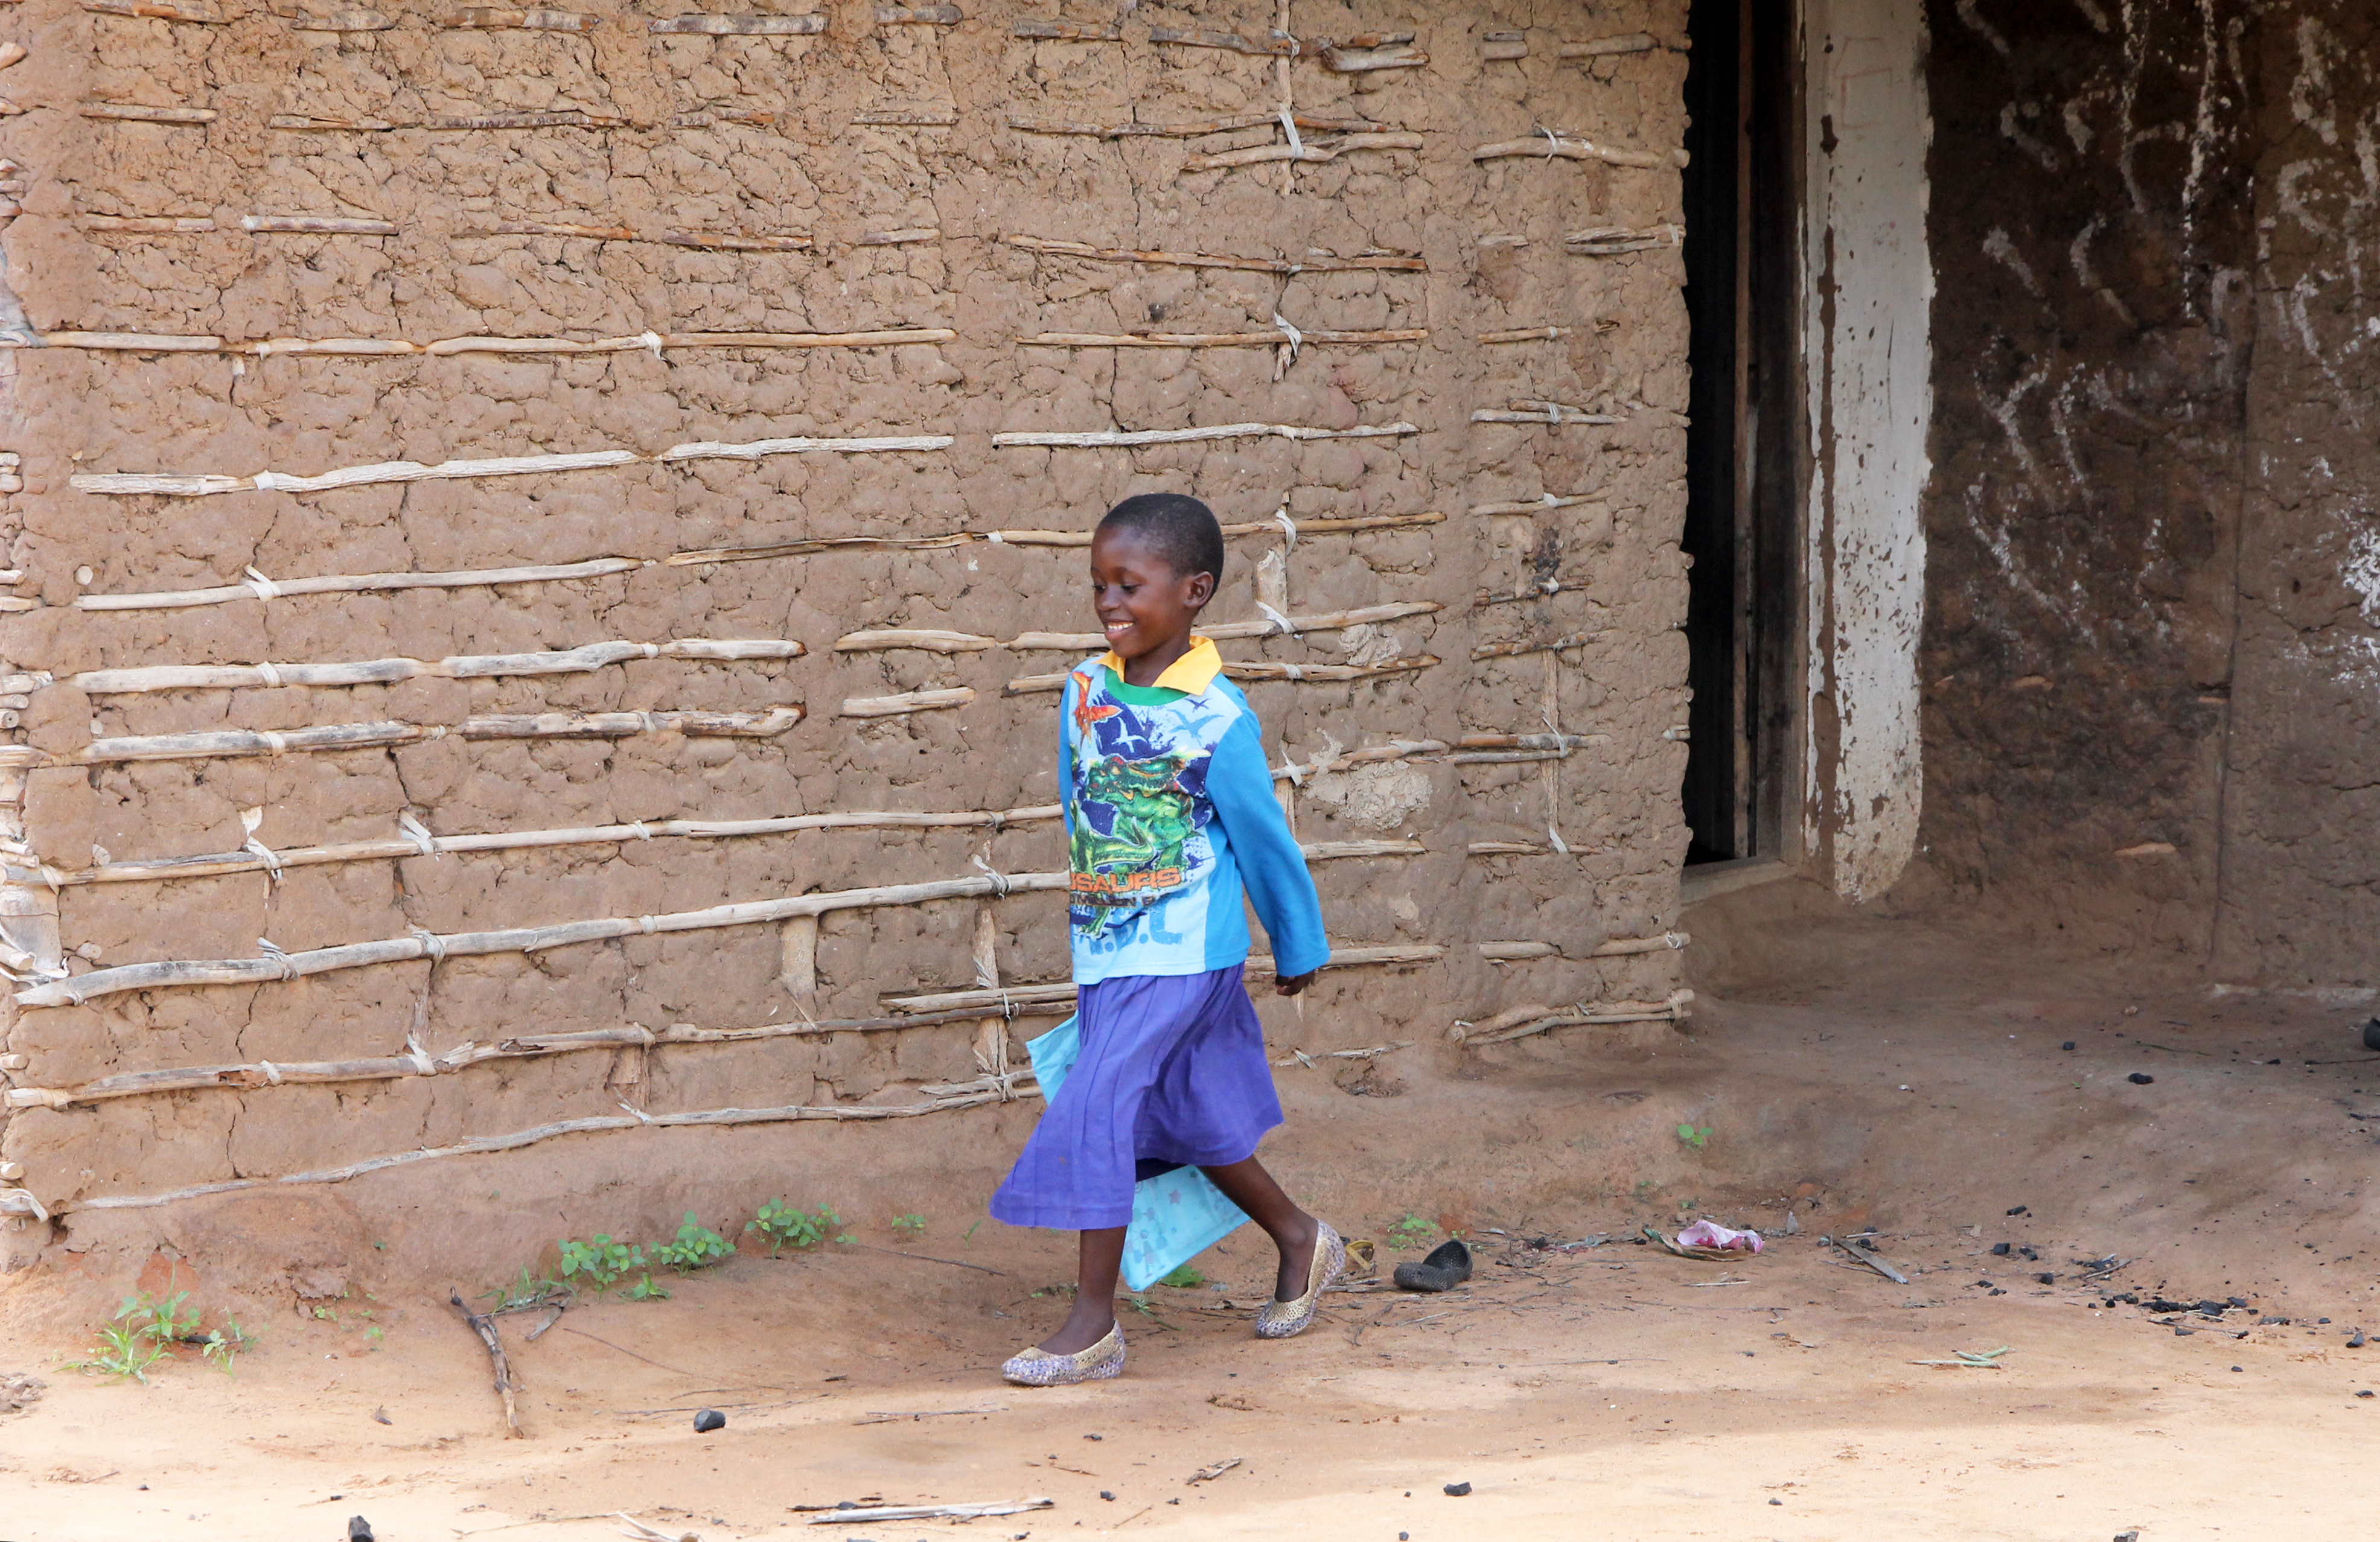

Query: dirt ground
6,900,2380,1541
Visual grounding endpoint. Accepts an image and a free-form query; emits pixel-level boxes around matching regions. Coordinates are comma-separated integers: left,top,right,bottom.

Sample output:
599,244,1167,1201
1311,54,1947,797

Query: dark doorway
1679,0,1799,865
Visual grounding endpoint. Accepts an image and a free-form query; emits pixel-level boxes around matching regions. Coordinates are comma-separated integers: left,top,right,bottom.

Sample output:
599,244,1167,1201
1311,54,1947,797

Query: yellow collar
1096,636,1222,695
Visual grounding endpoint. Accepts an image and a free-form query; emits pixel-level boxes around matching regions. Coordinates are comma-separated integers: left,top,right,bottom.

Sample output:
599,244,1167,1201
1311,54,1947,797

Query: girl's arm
1206,713,1329,983
1057,674,1077,841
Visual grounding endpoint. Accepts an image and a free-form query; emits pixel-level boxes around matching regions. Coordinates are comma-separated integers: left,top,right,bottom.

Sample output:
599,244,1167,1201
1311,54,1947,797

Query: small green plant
890,1212,927,1239
482,1266,567,1310
63,1290,216,1383
1676,1124,1713,1150
198,1316,257,1374
622,1272,672,1302
1157,1264,1208,1289
557,1234,646,1292
63,1319,168,1383
745,1199,841,1257
653,1212,735,1274
1385,1214,1435,1249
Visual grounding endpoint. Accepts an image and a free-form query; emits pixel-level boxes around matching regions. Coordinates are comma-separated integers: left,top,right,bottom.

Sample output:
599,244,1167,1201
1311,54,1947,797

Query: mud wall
1912,0,2259,956
0,0,1696,1265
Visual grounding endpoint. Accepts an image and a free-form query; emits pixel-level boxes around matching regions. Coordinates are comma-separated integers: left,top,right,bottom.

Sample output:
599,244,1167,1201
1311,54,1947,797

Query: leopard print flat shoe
1001,1322,1126,1386
1254,1221,1346,1339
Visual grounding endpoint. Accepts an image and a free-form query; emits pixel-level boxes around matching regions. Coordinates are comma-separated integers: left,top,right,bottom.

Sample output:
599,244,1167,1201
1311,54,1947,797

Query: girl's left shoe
1254,1221,1347,1339
1001,1322,1126,1386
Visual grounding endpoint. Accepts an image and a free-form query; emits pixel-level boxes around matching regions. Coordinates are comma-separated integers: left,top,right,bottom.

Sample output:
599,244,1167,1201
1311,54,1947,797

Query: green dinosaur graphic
1071,753,1196,931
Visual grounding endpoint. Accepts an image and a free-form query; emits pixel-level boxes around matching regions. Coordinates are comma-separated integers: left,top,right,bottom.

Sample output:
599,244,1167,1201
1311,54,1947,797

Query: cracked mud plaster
1918,1,2380,981
0,0,1693,1265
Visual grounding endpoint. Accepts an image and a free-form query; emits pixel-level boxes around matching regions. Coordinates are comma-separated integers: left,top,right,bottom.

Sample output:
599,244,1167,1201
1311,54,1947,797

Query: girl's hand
1274,970,1316,997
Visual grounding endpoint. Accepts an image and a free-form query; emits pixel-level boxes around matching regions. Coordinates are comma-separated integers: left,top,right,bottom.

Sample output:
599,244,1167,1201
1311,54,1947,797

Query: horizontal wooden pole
52,1075,1041,1214
1566,223,1683,255
1558,32,1657,57
652,11,823,31
838,687,976,717
1005,655,1437,693
1009,599,1440,651
1453,989,1694,1046
1181,132,1423,171
1472,402,1620,426
882,943,1447,1012
70,637,802,694
17,868,1072,1009
36,804,1064,887
1472,133,1680,170
1008,110,1380,138
1019,327,1426,348
82,101,215,123
1006,234,1425,273
991,421,1414,448
77,557,645,613
58,705,802,766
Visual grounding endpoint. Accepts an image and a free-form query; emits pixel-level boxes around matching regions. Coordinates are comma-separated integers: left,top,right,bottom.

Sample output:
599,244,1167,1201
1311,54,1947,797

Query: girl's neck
1121,631,1196,688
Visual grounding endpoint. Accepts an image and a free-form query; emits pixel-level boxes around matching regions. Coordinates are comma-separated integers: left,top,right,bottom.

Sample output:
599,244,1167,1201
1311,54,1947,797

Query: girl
990,492,1347,1386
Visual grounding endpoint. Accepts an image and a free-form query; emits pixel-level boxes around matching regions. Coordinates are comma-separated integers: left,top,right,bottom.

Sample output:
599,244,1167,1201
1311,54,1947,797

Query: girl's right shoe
1254,1220,1347,1339
1001,1322,1126,1386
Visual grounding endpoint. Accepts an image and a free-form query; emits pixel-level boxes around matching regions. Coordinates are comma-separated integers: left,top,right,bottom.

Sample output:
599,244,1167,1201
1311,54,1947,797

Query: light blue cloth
1024,1013,1249,1290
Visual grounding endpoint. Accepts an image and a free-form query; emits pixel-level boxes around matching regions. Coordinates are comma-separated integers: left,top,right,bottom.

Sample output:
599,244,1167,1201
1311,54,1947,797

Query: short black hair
1096,492,1226,584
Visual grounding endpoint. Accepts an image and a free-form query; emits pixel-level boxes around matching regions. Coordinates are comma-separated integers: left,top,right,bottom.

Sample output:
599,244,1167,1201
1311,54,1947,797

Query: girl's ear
1185,569,1216,609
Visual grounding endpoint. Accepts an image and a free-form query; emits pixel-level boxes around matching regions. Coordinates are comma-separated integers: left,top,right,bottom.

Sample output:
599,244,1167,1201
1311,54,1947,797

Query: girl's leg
1199,1155,1321,1301
1039,1225,1128,1354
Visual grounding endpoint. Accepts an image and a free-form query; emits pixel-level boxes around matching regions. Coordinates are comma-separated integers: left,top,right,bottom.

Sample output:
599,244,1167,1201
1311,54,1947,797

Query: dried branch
1452,989,1694,1045
81,102,215,123
1565,223,1683,255
1472,133,1679,170
450,1293,526,1438
76,557,643,613
57,705,802,767
69,637,802,694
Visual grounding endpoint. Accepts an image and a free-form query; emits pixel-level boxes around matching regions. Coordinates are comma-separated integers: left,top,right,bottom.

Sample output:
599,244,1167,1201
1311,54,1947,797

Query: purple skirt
989,965,1283,1231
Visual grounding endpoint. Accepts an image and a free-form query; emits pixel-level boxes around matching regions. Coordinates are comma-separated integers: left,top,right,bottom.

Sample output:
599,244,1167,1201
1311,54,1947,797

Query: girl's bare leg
1199,1155,1321,1300
1039,1225,1126,1354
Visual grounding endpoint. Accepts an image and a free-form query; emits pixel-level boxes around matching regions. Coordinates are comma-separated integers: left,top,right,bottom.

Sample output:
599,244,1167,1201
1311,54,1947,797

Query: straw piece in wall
1472,133,1680,170
1558,32,1658,56
839,687,976,718
53,1078,1038,1214
69,637,804,694
989,421,1415,448
651,12,824,31
43,803,1065,886
14,868,1072,1009
1006,234,1426,273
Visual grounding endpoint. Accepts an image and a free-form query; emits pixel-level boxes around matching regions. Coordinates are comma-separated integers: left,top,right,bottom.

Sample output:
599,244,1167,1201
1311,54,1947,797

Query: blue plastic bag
1024,1015,1249,1291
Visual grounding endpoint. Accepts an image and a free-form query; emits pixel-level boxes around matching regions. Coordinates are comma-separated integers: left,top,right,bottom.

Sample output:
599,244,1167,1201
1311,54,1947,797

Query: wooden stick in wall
80,215,218,232
883,944,1447,1013
73,433,952,498
1469,492,1598,515
1005,234,1425,273
1147,25,1296,55
1566,224,1683,255
42,804,1065,887
57,1078,1040,1215
1479,325,1574,343
440,7,600,29
1010,18,1117,39
1472,133,1680,170
16,869,1071,1010
1181,132,1423,171
1452,990,1694,1046
1472,402,1619,425
839,687,976,718
83,0,223,20
1020,327,1425,348
1008,599,1441,650
834,629,995,654
652,12,824,31
1008,111,1379,138
876,4,959,21
81,103,217,123
1475,931,1689,963
65,706,803,766
76,557,645,613
5,1005,1049,1109
1471,633,1597,660
290,9,396,28
70,638,803,695
991,421,1414,448
241,215,398,235
1558,33,1657,57
1003,656,1436,694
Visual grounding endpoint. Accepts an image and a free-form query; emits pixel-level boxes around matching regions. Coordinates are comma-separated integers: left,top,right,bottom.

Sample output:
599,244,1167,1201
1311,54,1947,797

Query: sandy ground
7,908,2380,1541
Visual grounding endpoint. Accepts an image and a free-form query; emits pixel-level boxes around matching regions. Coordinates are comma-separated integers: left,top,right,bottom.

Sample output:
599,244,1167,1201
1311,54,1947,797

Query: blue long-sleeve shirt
1058,638,1330,985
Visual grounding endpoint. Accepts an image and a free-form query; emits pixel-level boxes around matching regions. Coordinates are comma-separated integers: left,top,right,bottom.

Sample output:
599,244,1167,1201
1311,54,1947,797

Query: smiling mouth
1102,620,1132,636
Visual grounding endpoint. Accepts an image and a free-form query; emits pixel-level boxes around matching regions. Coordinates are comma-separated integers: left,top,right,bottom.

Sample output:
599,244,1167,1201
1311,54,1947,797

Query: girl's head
1088,494,1222,663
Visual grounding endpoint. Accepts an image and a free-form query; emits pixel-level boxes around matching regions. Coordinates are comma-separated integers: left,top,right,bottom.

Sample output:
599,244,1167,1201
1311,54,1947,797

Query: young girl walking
989,492,1347,1386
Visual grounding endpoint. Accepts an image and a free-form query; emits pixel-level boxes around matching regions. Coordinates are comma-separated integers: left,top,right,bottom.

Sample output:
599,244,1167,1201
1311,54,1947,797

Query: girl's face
1088,526,1214,663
